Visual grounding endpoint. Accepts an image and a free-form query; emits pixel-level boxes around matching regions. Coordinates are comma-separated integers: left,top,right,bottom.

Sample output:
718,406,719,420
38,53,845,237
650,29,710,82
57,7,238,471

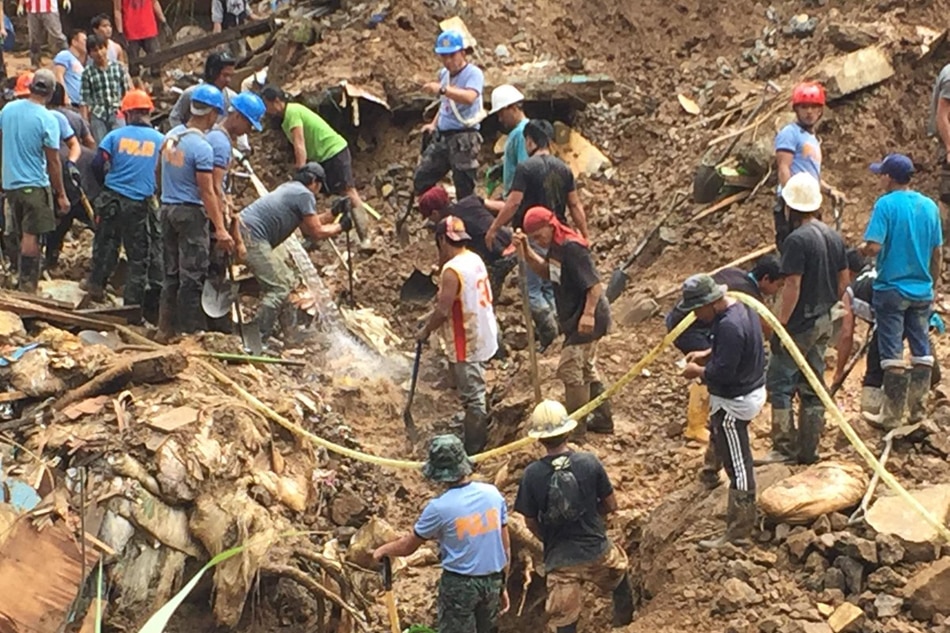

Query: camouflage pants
545,542,628,629
413,130,482,200
241,224,294,310
159,204,209,334
89,189,163,313
437,571,503,633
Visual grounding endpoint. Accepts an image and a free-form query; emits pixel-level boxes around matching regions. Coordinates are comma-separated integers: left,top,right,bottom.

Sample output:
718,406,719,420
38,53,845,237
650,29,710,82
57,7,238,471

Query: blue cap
870,154,914,184
434,30,464,55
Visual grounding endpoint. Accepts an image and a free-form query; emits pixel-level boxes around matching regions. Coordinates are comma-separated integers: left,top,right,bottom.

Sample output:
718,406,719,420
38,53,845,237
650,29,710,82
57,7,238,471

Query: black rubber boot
907,365,932,424
587,380,614,434
698,489,756,550
257,304,280,344
155,296,177,344
142,287,162,326
556,624,578,633
797,406,825,465
879,370,909,430
462,410,488,455
612,572,635,626
755,408,796,465
16,255,40,294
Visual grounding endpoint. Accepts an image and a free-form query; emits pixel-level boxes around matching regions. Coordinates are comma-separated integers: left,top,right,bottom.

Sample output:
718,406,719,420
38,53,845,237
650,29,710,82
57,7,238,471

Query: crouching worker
233,162,346,345
678,275,766,550
417,216,499,455
514,400,634,631
374,434,510,633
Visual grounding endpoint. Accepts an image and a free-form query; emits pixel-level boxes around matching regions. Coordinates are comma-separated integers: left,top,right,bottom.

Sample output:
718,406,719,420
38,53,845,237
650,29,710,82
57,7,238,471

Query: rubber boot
351,204,374,252
587,380,614,434
142,287,162,326
612,572,635,626
462,410,488,455
16,255,40,294
564,384,591,438
257,304,280,344
907,365,933,424
155,297,176,344
699,441,722,489
685,383,711,442
878,370,909,430
82,279,106,302
278,303,303,345
797,406,825,465
698,489,755,550
860,386,884,425
756,408,795,464
556,624,578,633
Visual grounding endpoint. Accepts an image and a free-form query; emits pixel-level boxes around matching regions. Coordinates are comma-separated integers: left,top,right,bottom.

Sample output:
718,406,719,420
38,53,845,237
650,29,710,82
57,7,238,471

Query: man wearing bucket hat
417,215,499,454
514,400,634,631
860,153,942,429
759,172,848,465
679,275,766,549
488,84,529,196
414,29,484,200
373,434,510,633
85,89,165,322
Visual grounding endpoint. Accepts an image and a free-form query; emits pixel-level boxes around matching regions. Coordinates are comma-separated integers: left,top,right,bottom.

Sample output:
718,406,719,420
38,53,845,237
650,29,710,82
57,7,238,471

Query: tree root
260,564,368,631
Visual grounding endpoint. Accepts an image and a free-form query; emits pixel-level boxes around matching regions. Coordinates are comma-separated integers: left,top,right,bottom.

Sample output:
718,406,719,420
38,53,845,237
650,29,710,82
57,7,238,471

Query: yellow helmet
528,399,577,439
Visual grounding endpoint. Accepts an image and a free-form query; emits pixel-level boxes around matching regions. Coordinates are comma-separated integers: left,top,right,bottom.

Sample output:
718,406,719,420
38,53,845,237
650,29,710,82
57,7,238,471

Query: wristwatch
439,86,447,96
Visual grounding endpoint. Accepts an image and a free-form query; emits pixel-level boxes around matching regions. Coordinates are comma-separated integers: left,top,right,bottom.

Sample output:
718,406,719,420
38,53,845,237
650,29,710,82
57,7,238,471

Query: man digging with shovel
233,163,348,348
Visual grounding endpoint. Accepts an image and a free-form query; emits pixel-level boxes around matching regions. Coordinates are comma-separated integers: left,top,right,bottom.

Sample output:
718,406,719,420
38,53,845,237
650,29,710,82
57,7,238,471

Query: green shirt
281,102,347,164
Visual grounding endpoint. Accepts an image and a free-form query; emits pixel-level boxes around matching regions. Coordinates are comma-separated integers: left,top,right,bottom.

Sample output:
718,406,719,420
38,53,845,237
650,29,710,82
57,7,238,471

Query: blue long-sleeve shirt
703,302,766,398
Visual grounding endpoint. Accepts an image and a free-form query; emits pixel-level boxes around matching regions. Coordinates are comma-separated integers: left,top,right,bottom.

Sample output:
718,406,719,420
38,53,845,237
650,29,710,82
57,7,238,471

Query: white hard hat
781,172,823,213
527,399,577,439
489,84,525,115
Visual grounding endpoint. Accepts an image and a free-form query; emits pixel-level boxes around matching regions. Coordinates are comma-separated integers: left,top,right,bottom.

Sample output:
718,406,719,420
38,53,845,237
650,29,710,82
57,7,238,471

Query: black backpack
540,455,585,526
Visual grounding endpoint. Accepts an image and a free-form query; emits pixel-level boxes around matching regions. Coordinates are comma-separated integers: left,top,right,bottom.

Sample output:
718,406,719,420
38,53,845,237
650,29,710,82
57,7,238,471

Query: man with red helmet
773,81,846,250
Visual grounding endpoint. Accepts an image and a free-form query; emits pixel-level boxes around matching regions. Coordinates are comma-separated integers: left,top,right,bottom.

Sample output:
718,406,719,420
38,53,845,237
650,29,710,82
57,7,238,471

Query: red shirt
122,0,158,41
24,0,58,13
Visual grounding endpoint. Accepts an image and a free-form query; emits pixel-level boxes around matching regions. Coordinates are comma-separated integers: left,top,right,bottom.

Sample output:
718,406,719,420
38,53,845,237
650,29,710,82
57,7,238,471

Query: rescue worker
514,400,634,632
487,120,589,350
679,274,766,549
168,52,237,128
417,216,499,454
859,153,942,429
373,434,510,633
233,163,346,345
488,83,529,198
0,68,69,292
759,173,848,465
260,84,373,251
157,84,233,340
85,89,164,322
928,60,950,242
414,30,484,200
52,29,85,107
514,207,612,435
773,82,846,250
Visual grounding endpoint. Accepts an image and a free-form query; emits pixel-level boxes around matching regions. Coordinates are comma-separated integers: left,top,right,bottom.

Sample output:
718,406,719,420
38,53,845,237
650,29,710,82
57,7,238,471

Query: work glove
331,196,352,219
62,0,71,11
339,214,353,233
16,2,24,17
65,161,82,189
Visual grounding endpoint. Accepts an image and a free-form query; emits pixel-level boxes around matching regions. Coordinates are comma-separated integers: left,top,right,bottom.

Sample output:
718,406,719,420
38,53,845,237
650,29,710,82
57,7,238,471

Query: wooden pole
656,244,776,300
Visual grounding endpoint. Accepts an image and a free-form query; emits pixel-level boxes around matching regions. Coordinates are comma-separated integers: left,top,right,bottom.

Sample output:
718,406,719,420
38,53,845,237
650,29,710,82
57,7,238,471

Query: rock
494,44,510,58
867,566,906,592
817,603,835,617
813,514,832,535
717,577,763,614
800,623,833,633
787,529,818,561
614,294,660,327
816,46,894,101
827,602,865,633
828,513,849,531
330,489,368,527
10,348,65,397
876,533,905,566
902,557,950,620
824,567,846,592
805,551,830,573
866,485,950,545
826,23,879,52
776,523,792,542
873,594,903,618
834,533,878,564
784,14,818,38
902,540,940,564
760,616,784,633
0,311,25,340
833,556,864,594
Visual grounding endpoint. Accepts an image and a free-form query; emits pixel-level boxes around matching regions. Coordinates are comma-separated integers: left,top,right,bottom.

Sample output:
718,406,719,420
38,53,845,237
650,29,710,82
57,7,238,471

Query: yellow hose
729,292,950,542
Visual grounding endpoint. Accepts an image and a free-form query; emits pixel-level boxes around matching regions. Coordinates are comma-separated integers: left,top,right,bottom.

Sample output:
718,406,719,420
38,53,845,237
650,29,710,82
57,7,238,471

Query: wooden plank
656,244,776,300
76,304,141,325
0,391,27,404
130,18,276,74
691,190,751,223
0,296,120,332
0,519,100,633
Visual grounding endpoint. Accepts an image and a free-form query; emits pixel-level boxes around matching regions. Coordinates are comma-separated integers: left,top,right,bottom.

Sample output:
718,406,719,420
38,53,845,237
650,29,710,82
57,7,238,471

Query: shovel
395,130,433,246
381,557,401,633
605,192,686,304
400,268,438,305
832,198,844,233
402,341,422,443
201,274,237,319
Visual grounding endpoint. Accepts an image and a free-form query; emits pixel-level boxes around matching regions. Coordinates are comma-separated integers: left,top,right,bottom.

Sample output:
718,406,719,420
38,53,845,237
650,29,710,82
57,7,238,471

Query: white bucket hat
489,84,525,115
781,172,823,213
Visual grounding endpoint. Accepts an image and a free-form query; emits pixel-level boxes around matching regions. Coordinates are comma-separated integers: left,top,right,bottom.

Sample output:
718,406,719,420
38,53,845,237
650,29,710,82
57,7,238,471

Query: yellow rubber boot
685,382,710,442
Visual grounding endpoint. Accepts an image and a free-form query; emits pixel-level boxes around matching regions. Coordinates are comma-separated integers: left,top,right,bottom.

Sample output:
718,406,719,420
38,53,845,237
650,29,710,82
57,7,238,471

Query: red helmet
792,82,826,107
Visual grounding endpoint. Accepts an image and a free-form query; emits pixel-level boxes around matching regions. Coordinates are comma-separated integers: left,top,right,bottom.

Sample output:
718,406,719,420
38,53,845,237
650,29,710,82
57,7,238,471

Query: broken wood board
37,280,88,310
130,18,276,74
691,190,751,223
484,62,614,105
552,122,612,176
656,244,776,300
0,519,100,633
815,46,894,100
147,405,200,433
0,296,121,332
439,16,477,49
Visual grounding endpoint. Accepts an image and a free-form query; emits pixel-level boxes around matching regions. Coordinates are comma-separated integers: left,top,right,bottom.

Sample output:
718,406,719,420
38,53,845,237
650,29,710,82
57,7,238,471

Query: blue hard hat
434,30,464,55
230,92,265,131
191,84,225,114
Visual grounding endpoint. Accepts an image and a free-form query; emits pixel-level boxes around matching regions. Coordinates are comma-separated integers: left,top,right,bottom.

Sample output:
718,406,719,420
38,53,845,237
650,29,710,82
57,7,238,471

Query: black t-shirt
444,194,511,263
781,221,847,334
510,154,576,228
547,240,610,344
514,451,612,571
667,266,762,335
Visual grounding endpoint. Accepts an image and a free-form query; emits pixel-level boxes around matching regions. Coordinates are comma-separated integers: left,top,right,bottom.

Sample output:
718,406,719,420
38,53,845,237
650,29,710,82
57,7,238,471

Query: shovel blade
605,268,629,304
201,278,237,319
692,165,724,204
400,269,438,305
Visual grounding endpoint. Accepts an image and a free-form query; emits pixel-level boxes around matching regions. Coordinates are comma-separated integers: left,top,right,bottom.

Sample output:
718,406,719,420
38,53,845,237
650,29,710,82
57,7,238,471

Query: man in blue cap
860,153,943,428
156,84,233,341
373,434,510,633
414,29,484,201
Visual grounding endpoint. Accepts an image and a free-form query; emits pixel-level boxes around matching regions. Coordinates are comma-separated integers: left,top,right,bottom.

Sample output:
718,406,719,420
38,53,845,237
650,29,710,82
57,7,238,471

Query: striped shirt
23,0,58,13
80,61,129,121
